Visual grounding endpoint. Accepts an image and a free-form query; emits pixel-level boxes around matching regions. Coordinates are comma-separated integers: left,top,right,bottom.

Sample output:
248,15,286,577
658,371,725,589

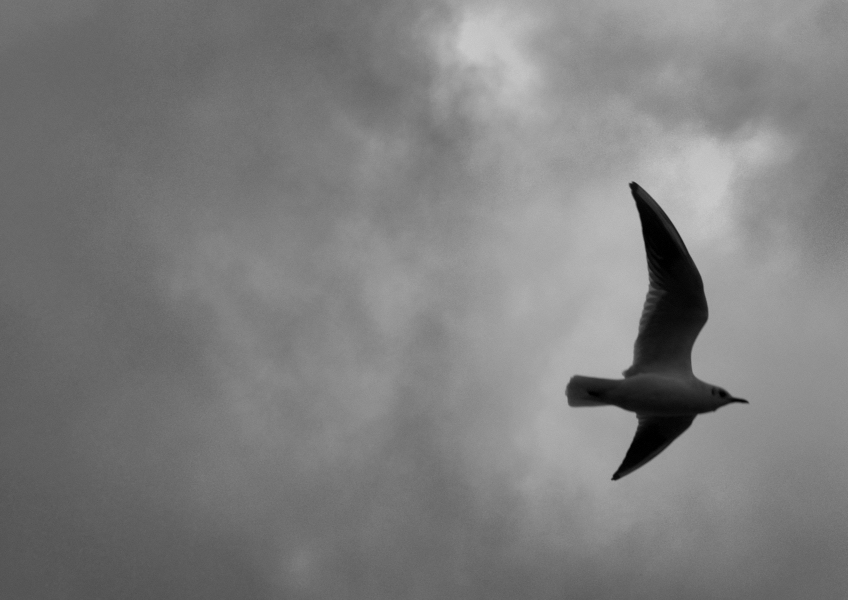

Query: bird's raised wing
612,414,695,480
623,183,708,377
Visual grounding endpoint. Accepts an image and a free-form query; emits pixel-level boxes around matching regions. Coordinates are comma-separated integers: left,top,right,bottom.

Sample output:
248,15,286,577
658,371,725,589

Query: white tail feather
566,375,622,407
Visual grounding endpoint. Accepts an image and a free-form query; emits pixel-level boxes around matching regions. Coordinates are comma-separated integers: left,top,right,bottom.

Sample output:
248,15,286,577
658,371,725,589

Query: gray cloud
3,1,848,598
533,0,848,258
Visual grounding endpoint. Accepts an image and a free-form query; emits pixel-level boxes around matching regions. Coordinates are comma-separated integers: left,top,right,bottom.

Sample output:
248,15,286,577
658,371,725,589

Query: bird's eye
719,390,728,398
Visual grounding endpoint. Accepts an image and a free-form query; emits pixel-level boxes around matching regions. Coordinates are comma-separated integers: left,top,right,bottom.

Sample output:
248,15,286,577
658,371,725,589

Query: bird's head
709,385,748,408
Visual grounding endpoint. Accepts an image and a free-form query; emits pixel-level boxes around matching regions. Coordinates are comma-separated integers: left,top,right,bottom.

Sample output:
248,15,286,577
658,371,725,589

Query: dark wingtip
611,471,622,481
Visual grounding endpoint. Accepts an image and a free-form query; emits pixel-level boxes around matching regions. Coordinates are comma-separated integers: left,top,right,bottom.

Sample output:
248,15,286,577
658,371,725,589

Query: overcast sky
3,1,848,598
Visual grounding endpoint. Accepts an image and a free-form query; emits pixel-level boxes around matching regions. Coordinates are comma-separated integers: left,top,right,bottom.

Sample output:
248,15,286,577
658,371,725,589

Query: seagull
566,182,747,481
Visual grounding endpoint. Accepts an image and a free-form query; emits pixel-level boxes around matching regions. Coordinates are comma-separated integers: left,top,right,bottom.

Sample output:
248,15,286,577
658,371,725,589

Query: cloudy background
3,0,848,597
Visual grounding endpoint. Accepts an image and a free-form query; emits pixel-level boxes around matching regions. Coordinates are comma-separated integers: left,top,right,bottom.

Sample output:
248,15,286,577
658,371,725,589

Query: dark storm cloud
0,1,503,597
4,1,848,598
532,0,848,258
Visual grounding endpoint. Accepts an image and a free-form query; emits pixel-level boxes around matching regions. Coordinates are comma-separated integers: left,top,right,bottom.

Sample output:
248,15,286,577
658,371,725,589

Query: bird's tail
566,375,622,407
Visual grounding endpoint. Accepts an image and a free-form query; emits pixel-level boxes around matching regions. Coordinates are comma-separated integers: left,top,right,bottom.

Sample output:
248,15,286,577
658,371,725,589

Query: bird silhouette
566,182,747,480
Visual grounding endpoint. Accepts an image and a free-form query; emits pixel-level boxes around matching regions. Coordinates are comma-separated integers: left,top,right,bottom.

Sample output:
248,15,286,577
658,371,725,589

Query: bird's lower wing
612,414,695,480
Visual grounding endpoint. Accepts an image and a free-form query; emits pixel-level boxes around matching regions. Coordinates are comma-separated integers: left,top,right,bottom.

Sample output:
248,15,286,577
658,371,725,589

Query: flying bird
566,182,747,481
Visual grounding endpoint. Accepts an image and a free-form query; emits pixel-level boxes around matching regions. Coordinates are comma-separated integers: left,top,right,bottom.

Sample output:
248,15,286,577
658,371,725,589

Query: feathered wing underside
612,414,695,480
624,183,708,377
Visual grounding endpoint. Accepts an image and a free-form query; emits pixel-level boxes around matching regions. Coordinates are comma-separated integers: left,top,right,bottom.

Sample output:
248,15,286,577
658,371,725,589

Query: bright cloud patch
435,6,541,117
638,126,793,246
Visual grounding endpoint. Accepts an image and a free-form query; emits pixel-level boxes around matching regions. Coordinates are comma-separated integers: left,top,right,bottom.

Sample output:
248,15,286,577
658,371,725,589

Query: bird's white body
595,374,723,415
566,183,747,480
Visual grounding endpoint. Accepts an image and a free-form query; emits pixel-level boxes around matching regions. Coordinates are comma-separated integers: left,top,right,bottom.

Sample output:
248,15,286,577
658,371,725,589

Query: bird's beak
730,397,748,404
